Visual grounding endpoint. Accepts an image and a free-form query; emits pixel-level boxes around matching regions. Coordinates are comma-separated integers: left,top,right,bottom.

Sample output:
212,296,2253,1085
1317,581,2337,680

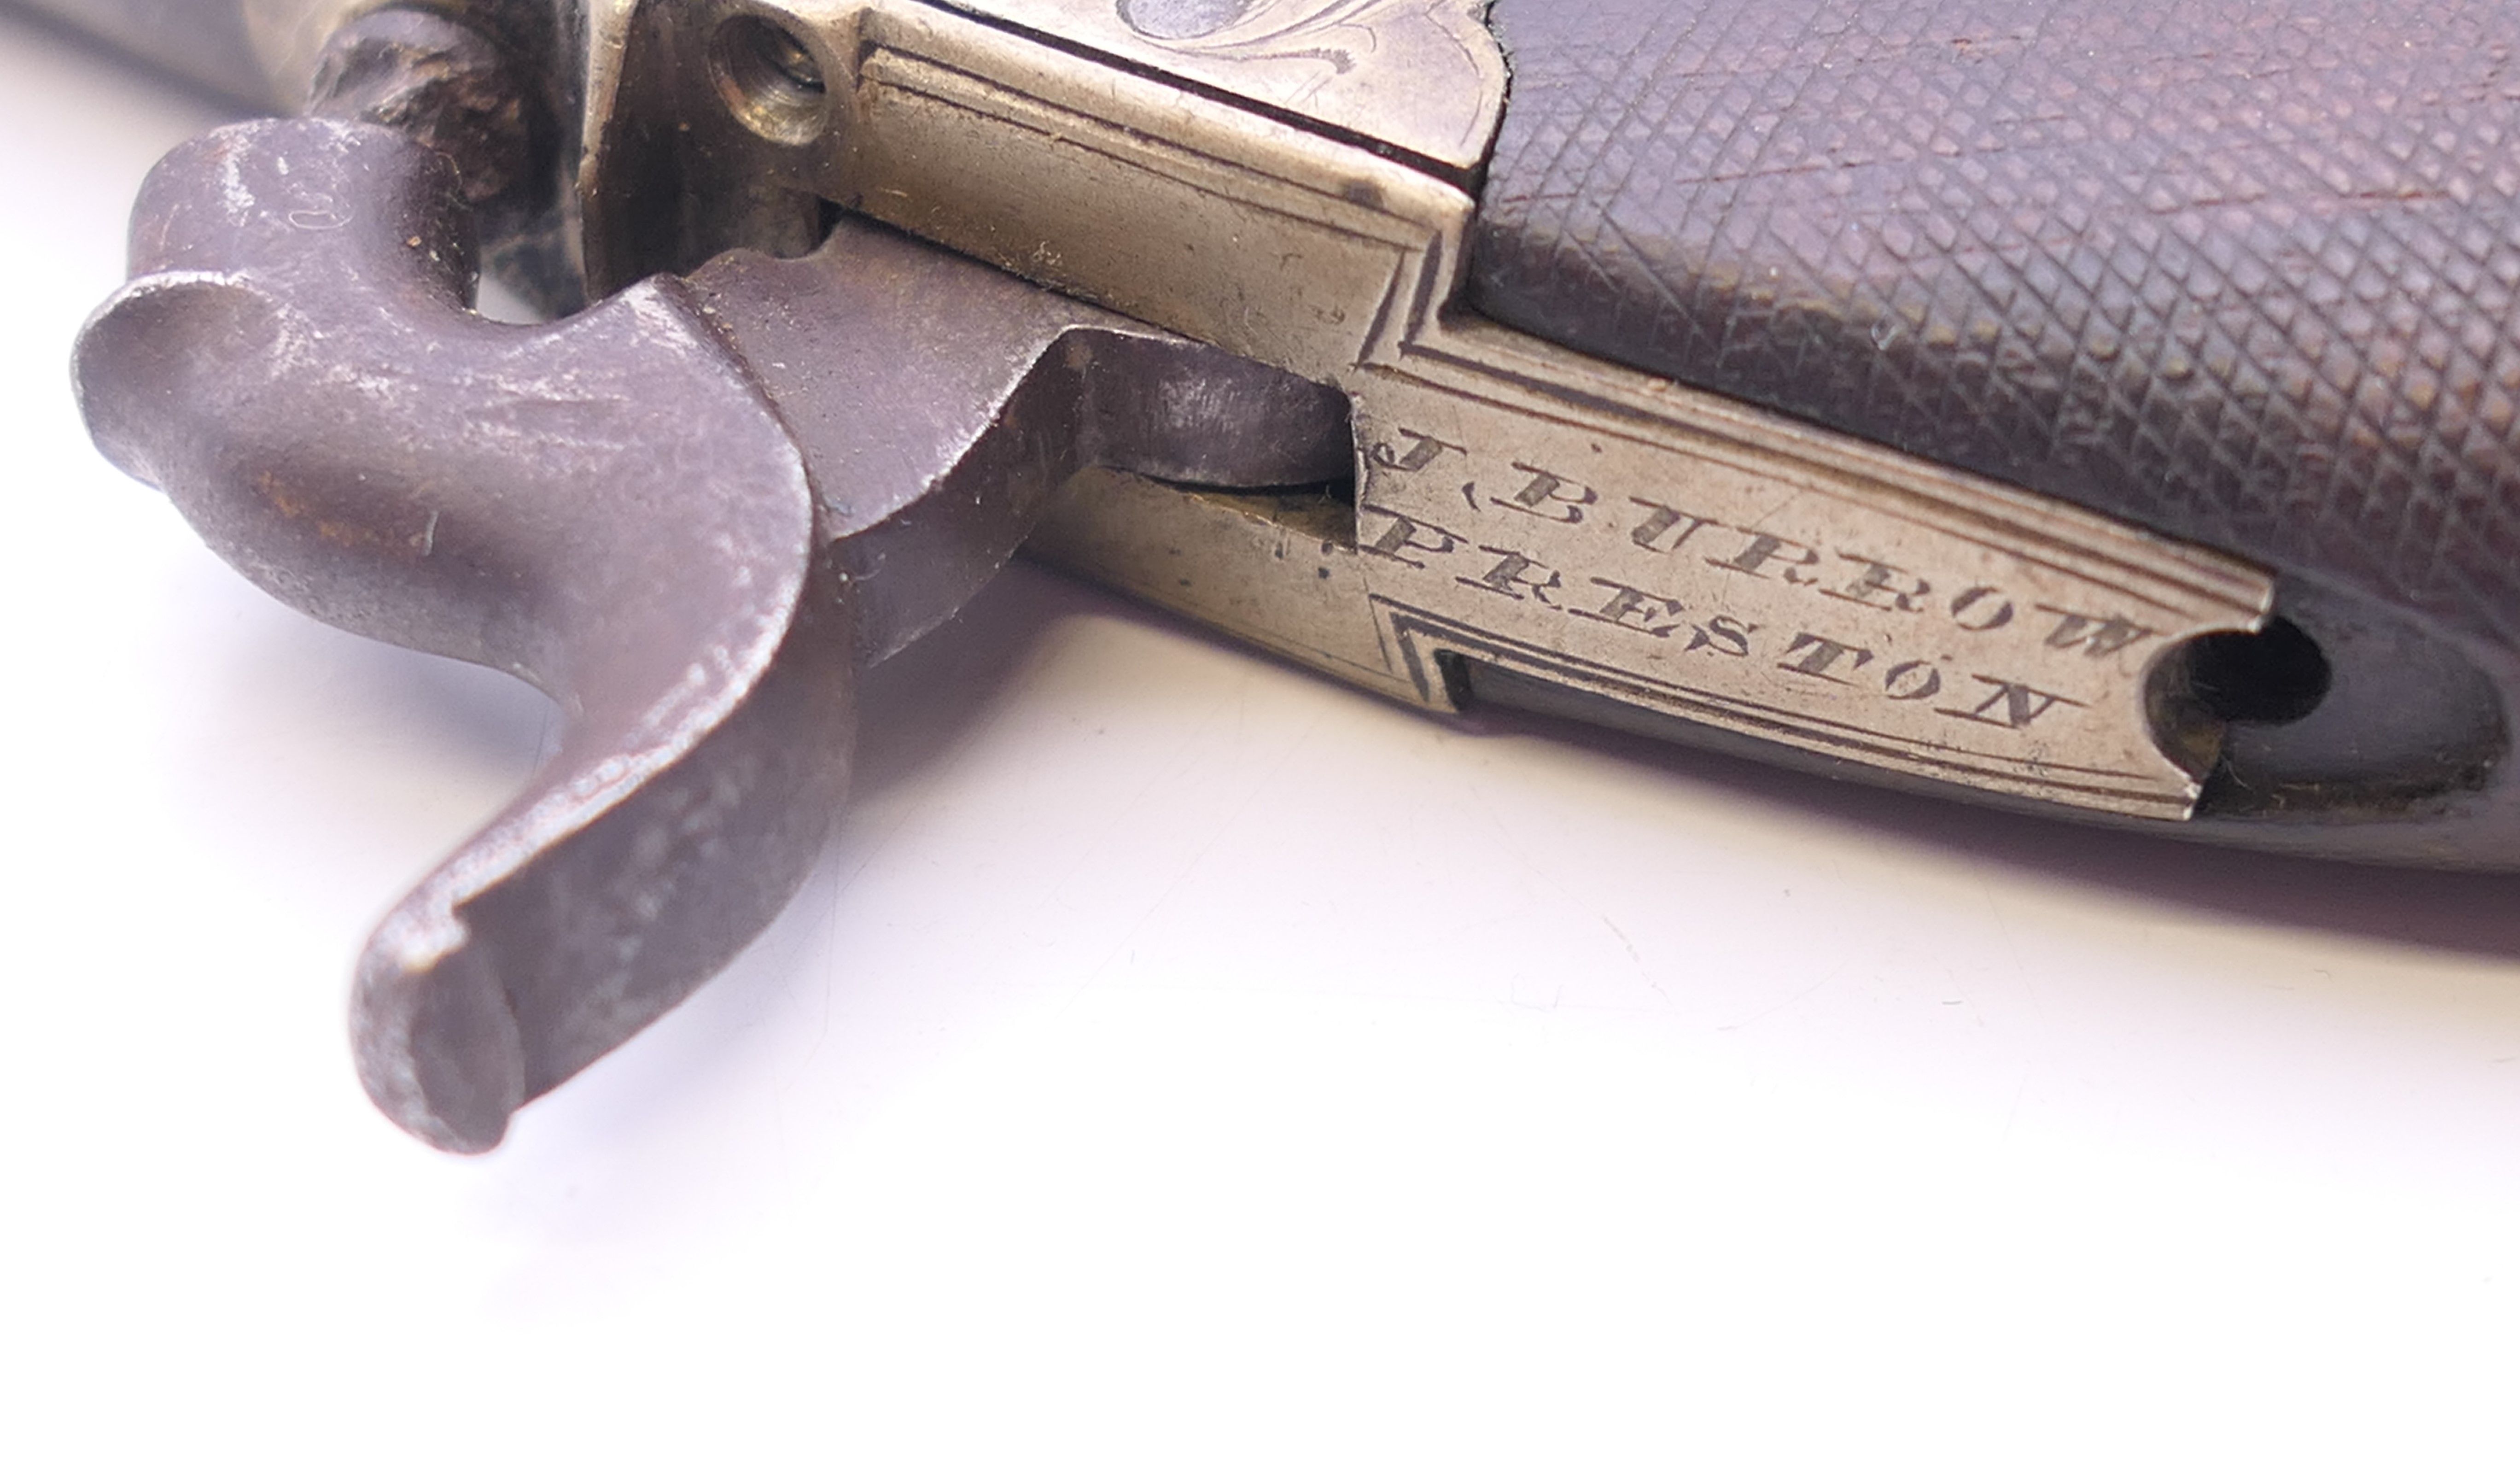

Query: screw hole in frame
2181,617,2333,727
712,14,829,146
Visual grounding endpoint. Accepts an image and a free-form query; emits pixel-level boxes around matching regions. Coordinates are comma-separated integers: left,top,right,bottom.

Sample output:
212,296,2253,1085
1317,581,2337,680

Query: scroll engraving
944,0,1505,168
1117,0,1471,75
1116,0,1265,40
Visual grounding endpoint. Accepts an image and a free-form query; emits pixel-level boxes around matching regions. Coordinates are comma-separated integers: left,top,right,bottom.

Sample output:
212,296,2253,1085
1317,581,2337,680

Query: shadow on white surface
13,7,2520,1449
912,566,2520,961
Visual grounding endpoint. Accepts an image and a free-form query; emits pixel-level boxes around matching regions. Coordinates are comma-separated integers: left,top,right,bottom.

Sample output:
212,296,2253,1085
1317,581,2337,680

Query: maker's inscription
833,5,2275,819
1350,393,2268,815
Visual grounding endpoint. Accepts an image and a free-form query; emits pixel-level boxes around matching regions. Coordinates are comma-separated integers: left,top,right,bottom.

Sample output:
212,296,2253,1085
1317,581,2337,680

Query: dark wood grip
1476,0,2520,647
1471,0,2520,858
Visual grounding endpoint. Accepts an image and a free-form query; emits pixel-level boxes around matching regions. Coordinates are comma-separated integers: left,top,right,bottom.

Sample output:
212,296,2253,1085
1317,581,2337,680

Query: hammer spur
77,117,845,1150
75,106,1353,1149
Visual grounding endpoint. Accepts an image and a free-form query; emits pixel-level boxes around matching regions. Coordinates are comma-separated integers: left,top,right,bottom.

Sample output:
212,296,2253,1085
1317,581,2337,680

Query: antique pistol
35,0,2520,1149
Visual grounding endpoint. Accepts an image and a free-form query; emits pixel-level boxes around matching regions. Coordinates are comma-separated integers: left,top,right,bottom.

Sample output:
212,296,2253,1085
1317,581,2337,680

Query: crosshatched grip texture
1473,0,2520,660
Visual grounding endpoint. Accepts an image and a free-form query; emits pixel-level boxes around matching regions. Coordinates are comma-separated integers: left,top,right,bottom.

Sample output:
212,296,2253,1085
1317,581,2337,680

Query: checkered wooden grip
1473,0,2520,650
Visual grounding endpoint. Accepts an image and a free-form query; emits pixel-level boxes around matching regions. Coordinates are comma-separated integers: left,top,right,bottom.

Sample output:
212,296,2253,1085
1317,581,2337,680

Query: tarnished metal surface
43,0,2520,1148
78,117,836,1151
73,23,1345,1147
601,0,2276,821
1058,393,2272,819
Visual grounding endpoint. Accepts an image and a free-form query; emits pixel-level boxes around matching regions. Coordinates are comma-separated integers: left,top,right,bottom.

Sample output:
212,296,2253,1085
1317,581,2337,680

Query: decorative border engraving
1371,601,2180,805
1336,372,2264,817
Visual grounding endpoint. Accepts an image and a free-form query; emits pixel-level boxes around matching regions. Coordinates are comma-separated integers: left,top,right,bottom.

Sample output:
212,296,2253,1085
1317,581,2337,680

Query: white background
8,9,2520,1453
